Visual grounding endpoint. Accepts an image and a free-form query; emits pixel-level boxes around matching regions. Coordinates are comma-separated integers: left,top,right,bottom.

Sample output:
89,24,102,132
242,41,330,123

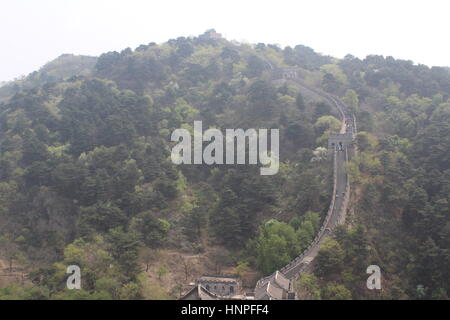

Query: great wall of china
181,66,358,300
254,68,357,298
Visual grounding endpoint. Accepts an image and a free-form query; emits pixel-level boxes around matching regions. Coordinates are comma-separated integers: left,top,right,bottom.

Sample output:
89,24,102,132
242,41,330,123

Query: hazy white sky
1,0,449,82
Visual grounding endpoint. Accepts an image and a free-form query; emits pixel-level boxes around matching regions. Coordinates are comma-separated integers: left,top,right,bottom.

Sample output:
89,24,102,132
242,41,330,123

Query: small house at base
197,275,241,297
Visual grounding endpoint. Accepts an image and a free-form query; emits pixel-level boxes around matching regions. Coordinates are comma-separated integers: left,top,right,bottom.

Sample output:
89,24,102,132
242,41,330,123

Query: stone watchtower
328,132,354,153
281,68,298,79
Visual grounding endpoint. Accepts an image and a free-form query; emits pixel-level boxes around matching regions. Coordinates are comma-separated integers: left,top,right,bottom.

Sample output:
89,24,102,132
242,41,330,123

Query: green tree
342,89,359,110
295,273,321,300
107,227,141,281
296,92,305,110
322,283,352,300
315,239,345,279
255,220,299,274
130,211,170,249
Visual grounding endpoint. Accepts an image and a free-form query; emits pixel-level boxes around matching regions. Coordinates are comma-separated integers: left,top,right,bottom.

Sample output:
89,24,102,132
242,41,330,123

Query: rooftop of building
254,271,293,300
198,275,240,283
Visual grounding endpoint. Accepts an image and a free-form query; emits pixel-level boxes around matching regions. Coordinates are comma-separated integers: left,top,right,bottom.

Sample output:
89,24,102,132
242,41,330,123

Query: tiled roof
180,285,220,300
254,271,293,300
199,275,239,283
255,281,285,300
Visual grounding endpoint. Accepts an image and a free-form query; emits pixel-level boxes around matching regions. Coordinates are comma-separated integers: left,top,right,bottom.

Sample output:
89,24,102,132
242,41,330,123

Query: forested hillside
0,30,448,299
0,54,97,103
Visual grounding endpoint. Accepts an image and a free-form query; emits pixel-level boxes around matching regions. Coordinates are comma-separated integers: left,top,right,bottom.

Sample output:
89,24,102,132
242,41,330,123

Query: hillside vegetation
0,30,448,299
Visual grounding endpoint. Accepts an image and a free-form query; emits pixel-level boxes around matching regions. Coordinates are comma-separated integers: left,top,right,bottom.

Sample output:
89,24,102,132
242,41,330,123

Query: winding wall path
256,75,357,290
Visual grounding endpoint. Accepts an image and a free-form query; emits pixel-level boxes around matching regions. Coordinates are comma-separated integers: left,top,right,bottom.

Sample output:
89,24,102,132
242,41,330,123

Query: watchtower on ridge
328,132,354,153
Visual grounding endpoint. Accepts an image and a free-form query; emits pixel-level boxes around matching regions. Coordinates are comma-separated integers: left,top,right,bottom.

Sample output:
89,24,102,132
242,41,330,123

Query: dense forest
0,30,448,299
